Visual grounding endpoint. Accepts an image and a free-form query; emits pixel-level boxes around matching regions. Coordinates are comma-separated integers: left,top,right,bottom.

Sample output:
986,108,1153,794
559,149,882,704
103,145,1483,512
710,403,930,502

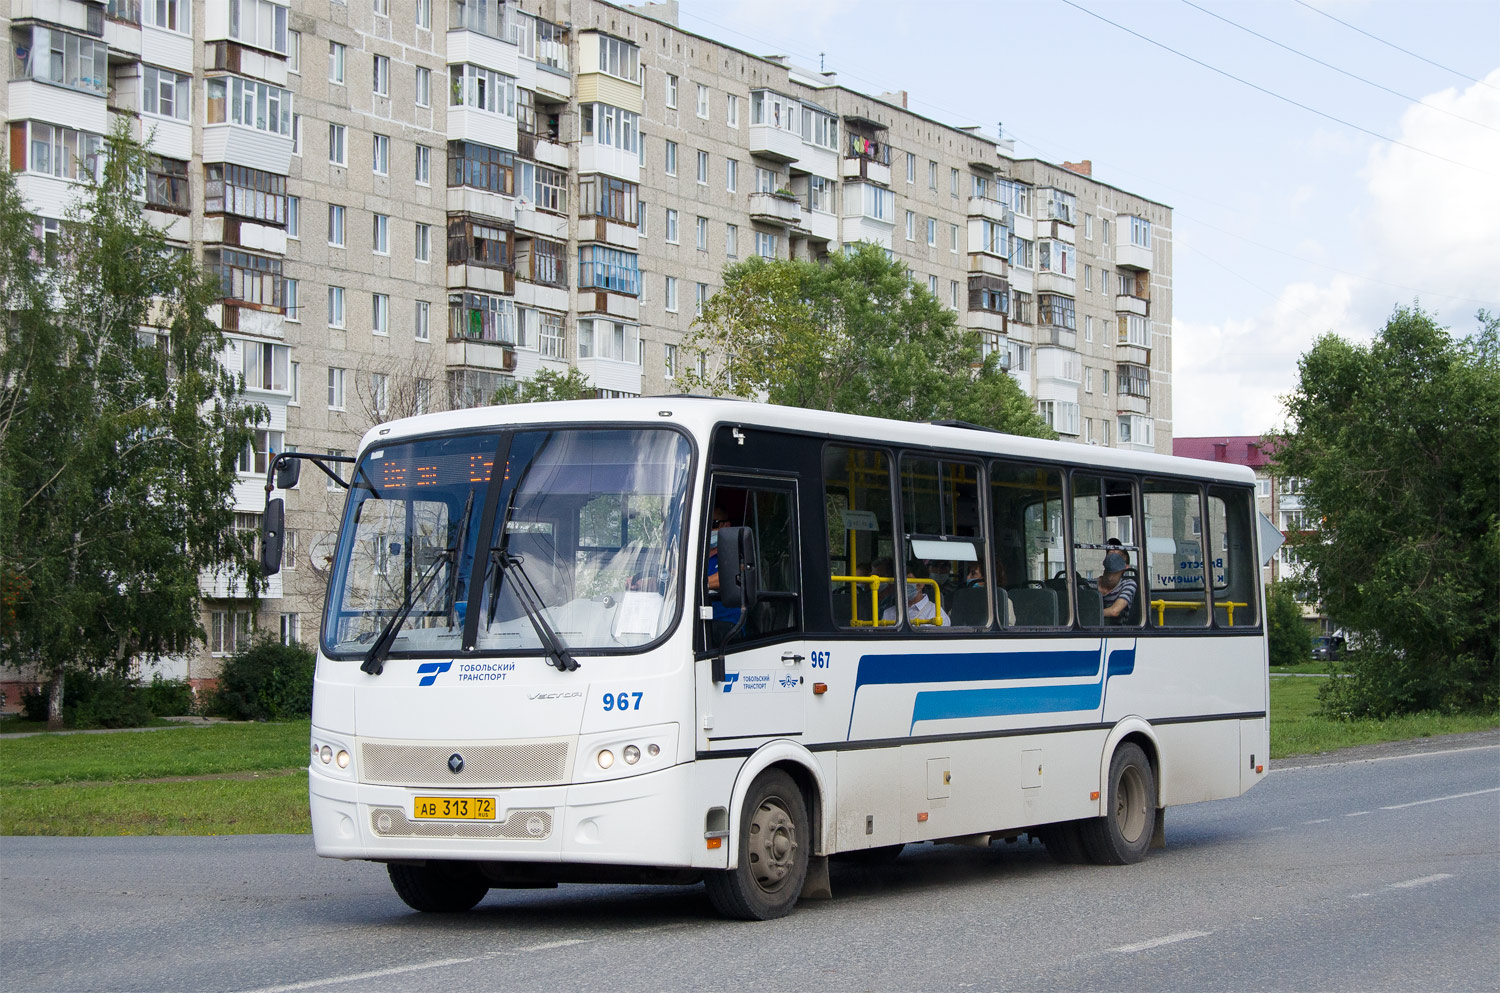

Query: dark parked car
1312,635,1346,661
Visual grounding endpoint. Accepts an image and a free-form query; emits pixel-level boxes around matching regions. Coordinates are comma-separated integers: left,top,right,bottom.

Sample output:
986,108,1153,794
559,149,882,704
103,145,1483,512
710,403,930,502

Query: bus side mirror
274,458,301,489
260,498,285,576
717,526,758,610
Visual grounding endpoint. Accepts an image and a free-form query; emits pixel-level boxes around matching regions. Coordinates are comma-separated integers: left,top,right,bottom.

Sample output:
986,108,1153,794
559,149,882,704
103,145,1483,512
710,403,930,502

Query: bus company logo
416,661,453,687
779,674,799,689
721,674,740,693
527,691,584,701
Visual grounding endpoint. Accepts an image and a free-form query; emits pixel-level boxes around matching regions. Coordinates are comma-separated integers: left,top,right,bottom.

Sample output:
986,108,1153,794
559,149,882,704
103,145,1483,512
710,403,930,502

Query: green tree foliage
677,243,1053,437
491,366,597,404
1266,582,1312,669
209,635,315,721
0,128,263,729
1274,305,1499,716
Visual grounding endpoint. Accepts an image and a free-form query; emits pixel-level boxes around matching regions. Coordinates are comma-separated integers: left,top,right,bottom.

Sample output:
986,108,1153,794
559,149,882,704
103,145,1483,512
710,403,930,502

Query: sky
671,0,1500,438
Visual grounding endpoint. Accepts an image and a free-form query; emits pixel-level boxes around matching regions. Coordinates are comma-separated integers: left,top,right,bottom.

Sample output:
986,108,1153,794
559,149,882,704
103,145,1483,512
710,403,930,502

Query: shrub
20,670,155,728
1267,583,1312,669
140,674,196,716
210,636,316,721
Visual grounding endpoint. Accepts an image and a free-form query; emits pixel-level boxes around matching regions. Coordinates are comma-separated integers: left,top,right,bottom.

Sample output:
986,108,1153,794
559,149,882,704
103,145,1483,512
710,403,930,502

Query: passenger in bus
961,561,1016,625
705,507,742,628
1098,551,1137,621
1106,537,1130,565
882,563,951,627
927,560,959,597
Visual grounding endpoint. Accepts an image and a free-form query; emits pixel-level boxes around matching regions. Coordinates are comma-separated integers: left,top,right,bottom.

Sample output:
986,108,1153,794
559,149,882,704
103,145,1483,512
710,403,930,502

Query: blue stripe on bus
848,646,1105,738
906,646,1138,730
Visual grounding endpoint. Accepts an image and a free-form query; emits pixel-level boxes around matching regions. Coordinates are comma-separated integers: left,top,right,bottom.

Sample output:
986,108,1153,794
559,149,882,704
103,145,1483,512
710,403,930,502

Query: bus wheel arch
1098,718,1162,810
724,741,828,866
1081,739,1159,865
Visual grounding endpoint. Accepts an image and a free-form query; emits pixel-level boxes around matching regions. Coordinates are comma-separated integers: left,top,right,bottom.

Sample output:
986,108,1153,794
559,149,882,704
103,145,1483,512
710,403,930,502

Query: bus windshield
322,427,693,659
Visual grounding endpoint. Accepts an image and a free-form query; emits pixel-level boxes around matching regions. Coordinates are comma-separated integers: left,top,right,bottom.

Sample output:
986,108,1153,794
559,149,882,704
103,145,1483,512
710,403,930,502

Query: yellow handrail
1150,599,1249,626
831,575,945,626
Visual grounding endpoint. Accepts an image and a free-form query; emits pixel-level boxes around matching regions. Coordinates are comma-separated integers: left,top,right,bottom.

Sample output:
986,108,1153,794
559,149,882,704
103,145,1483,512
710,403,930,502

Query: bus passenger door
699,475,806,745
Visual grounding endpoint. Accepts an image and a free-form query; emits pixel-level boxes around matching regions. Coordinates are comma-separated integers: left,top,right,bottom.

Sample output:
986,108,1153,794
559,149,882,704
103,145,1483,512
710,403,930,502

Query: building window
240,340,291,392
1037,400,1081,436
597,35,640,82
416,0,431,30
450,63,518,117
1009,235,1033,269
906,152,916,184
142,66,190,120
415,300,430,340
1118,414,1154,447
447,215,513,269
214,248,285,310
928,161,937,189
577,246,640,295
449,291,516,343
664,275,678,313
373,54,389,96
577,318,640,363
755,166,775,193
1118,363,1150,398
413,143,431,185
926,218,936,246
928,274,939,296
530,165,568,212
1085,314,1094,342
905,211,915,241
447,140,513,195
1085,367,1094,393
206,164,287,225
950,280,959,309
1101,218,1110,246
726,158,738,192
1039,294,1076,330
328,40,345,83
285,195,299,237
284,278,299,321
578,174,637,223
1011,291,1032,324
696,216,708,251
696,282,708,316
414,222,430,262
372,213,390,254
372,134,389,175
538,311,565,359
1009,341,1030,373
754,231,777,259
279,613,301,645
145,156,190,213
328,123,347,166
327,286,345,327
415,65,431,107
637,200,648,236
696,149,708,185
665,73,678,108
664,343,678,378
1130,216,1153,249
326,204,345,246
373,0,388,16
696,83,710,118
664,140,677,176
372,293,389,336
1038,240,1073,275
210,609,254,656
1118,313,1150,347
950,167,959,197
369,371,389,415
13,25,108,96
950,223,959,253
664,208,678,244
327,366,346,409
725,223,738,257
287,29,300,71
809,176,833,214
205,76,293,135
1084,213,1094,239
579,102,638,151
726,93,739,127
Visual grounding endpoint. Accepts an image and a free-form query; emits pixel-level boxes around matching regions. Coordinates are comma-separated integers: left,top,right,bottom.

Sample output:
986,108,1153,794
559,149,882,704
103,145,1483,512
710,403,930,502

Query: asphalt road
3,738,1496,993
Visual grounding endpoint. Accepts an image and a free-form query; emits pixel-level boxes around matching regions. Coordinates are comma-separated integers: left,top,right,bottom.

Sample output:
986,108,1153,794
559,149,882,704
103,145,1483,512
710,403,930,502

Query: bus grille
359,738,573,788
369,807,554,840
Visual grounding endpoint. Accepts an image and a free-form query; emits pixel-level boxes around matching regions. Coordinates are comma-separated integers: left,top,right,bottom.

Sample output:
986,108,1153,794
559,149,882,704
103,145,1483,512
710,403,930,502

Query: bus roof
357,398,1257,487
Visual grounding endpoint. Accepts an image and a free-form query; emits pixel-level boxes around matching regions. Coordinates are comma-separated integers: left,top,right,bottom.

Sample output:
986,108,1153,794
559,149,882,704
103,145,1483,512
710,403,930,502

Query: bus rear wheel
1080,743,1156,865
705,769,809,920
388,863,490,913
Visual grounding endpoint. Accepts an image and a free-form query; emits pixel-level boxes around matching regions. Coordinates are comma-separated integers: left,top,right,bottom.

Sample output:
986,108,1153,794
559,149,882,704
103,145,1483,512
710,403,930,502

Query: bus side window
990,460,1069,630
823,445,896,631
899,455,985,630
1070,473,1140,627
1207,486,1260,628
1143,480,1208,628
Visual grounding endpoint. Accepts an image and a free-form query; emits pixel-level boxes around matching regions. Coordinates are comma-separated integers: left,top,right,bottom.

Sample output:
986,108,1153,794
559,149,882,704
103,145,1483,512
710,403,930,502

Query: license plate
413,796,496,820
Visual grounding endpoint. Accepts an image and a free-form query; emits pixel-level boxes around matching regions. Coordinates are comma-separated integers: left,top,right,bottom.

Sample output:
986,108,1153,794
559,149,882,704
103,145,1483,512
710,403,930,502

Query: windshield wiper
360,490,475,677
487,547,578,672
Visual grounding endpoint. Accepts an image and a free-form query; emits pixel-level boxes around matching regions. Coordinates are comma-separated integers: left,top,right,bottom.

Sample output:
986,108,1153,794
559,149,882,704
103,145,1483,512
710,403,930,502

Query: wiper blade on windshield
361,490,475,677
488,548,578,672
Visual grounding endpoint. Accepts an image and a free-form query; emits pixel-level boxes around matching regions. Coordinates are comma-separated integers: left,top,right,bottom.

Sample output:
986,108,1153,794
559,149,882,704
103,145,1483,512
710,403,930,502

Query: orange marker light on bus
917,812,929,823
1090,791,1100,801
812,682,827,695
1256,765,1264,774
706,838,722,850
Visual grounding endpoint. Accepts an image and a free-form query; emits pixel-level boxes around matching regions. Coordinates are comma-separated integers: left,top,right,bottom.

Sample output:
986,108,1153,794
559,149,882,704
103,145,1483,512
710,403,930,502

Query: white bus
261,398,1269,920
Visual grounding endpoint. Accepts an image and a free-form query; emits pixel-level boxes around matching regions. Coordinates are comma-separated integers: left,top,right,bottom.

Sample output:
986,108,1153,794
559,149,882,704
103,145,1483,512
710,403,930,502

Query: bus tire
1080,743,1156,865
705,769,809,920
1035,821,1088,864
388,863,490,913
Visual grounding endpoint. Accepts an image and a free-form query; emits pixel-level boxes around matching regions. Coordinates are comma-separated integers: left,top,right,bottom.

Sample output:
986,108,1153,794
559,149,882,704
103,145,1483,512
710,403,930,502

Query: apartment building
3,0,1174,685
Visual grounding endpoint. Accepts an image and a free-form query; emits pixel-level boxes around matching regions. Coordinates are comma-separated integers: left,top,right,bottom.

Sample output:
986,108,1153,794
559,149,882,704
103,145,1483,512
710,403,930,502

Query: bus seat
1122,569,1142,625
949,586,989,627
1008,586,1058,626
1076,586,1103,626
830,588,852,626
995,586,1011,627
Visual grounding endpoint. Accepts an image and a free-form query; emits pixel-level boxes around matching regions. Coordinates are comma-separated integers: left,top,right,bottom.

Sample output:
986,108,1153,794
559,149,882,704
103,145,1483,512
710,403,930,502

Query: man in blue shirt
705,507,742,627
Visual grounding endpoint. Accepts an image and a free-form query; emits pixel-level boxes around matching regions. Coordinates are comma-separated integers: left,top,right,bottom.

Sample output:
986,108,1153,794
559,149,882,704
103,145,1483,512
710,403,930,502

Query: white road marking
1260,826,1287,833
1273,742,1498,772
1389,873,1453,889
1303,818,1331,824
1111,931,1211,953
1349,892,1372,899
236,956,481,993
1380,787,1500,810
235,938,596,992
1345,811,1371,817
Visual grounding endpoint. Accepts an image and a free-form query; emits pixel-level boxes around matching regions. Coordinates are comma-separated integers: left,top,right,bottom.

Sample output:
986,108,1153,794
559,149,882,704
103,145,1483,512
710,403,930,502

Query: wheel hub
747,797,797,892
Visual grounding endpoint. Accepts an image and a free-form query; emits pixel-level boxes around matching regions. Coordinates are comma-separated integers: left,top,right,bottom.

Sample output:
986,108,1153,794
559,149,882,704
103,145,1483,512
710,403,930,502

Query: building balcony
447,263,515,296
213,303,285,339
840,156,891,186
577,142,639,183
515,202,568,239
206,42,288,87
747,123,802,164
1116,391,1150,416
968,252,1007,278
799,208,838,243
1040,326,1078,350
967,309,1007,335
8,80,109,136
447,336,517,374
578,215,639,249
966,196,1012,225
447,186,517,225
1115,293,1149,318
534,62,571,101
575,357,643,398
1116,241,1153,271
1035,270,1076,296
749,191,803,227
578,291,640,321
203,216,288,255
105,1,143,57
202,125,293,175
529,135,569,170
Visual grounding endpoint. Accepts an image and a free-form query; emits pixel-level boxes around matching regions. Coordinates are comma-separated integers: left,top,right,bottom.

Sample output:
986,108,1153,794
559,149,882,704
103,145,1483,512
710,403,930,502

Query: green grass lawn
1269,676,1498,758
0,772,311,836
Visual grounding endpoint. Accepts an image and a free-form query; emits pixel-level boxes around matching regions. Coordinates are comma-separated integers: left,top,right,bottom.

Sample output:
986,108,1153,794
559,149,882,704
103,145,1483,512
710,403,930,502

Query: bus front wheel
1080,742,1156,865
388,862,490,913
705,769,809,920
